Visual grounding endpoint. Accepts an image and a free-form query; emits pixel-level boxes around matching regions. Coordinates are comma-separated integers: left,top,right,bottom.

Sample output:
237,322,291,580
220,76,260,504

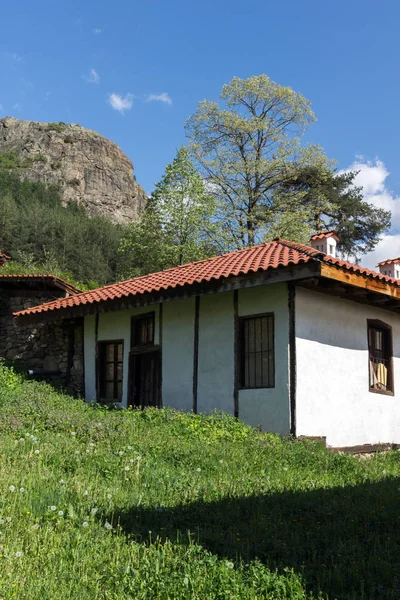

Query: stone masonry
0,293,84,396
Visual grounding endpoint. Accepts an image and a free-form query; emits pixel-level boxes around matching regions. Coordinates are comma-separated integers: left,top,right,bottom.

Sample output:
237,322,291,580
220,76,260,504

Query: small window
329,244,334,255
368,321,393,394
131,313,155,348
98,341,123,402
238,314,274,389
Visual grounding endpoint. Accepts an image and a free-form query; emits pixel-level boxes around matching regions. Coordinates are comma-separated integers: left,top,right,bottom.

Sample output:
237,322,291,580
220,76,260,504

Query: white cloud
146,92,172,105
340,158,400,269
108,93,134,114
93,28,102,34
5,52,23,62
12,103,22,111
84,68,100,84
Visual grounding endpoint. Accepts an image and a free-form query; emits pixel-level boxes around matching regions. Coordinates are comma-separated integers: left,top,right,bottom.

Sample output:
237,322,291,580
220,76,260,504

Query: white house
14,233,400,449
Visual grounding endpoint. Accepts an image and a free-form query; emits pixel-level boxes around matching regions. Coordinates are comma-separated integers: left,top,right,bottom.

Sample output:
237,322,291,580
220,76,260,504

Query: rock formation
0,117,146,223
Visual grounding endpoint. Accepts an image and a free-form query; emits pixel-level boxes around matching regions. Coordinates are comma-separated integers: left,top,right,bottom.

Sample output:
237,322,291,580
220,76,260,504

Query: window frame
367,319,394,396
131,312,156,351
97,339,124,403
238,312,275,390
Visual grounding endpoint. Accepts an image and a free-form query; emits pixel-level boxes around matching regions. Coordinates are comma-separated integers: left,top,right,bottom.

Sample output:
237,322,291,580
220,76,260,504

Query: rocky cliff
0,117,146,223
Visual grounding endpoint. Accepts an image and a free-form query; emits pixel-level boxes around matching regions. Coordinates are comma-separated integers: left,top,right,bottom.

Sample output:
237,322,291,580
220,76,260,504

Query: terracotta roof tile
13,239,400,319
377,257,400,267
0,274,81,294
309,230,339,242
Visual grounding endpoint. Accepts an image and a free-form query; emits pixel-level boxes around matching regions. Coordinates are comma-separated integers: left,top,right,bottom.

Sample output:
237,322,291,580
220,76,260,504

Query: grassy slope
0,365,400,600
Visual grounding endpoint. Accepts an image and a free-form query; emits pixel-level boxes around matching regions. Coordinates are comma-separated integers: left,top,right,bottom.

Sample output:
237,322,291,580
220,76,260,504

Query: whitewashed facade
82,281,400,448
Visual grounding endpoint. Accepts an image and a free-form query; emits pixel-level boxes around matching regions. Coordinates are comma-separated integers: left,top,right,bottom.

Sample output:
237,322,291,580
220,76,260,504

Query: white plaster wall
296,287,400,446
197,292,235,415
83,305,160,407
162,298,195,412
238,284,290,434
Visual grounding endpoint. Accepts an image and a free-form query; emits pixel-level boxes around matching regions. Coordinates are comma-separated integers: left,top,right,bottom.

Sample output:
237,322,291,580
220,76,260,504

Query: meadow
0,363,399,599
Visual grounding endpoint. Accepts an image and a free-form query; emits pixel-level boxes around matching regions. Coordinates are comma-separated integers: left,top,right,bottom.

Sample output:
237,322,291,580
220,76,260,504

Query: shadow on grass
109,477,400,600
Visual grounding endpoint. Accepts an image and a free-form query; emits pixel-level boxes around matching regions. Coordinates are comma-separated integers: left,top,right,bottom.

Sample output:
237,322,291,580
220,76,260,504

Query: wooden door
129,350,161,408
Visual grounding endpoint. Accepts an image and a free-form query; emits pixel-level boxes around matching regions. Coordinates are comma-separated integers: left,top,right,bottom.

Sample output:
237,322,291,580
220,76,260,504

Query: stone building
0,273,84,395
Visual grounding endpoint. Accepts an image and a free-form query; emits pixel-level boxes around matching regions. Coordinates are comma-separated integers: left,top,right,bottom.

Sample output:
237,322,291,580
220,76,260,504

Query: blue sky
1,0,400,265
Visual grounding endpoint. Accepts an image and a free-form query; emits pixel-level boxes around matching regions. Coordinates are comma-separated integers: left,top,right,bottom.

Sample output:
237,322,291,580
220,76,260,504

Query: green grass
0,364,399,599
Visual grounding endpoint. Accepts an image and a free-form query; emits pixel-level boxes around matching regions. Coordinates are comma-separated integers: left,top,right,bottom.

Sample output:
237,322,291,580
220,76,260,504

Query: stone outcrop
0,117,146,224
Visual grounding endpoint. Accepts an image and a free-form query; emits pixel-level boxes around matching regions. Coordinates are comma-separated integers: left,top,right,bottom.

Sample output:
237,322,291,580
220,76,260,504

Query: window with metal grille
131,313,155,348
98,341,123,402
238,314,274,389
368,320,393,394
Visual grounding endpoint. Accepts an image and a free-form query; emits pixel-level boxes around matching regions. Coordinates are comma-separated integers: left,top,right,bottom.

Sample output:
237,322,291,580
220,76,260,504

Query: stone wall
0,293,84,396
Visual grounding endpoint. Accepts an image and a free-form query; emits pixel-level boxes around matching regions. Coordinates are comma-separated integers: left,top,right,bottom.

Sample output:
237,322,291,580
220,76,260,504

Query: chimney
377,258,400,279
309,230,339,258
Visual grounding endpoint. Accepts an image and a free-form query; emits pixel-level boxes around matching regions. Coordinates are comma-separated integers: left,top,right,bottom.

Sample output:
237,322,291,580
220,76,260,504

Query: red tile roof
377,257,400,267
0,274,81,295
309,230,339,242
0,253,11,264
13,239,400,320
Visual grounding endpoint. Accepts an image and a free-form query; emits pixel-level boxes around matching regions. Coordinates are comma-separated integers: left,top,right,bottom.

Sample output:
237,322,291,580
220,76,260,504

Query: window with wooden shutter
98,341,123,402
131,313,155,348
238,314,274,389
368,320,394,395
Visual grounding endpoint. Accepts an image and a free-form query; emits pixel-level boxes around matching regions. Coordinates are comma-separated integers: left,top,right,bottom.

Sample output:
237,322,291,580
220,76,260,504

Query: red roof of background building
309,230,339,242
0,274,81,295
0,253,11,263
13,239,400,320
377,257,400,267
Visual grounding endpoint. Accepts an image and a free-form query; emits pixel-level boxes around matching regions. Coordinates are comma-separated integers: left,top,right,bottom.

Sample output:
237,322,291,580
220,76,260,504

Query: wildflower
49,506,56,511
83,490,88,496
0,519,4,525
107,494,112,500
32,524,40,530
130,458,134,463
104,522,113,530
127,445,132,450
226,561,234,569
89,442,95,447
90,508,97,514
71,432,76,436
124,466,130,471
34,450,40,455
59,479,64,484
6,517,11,522
19,438,25,442
9,485,15,492
283,467,288,471
15,551,23,558
82,521,89,527
19,488,25,493
219,459,223,464
118,451,124,456
196,468,201,472
58,511,64,517
75,450,80,455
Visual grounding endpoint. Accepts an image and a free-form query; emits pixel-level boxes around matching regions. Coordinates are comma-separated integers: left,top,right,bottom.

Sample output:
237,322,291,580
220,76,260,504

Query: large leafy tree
271,167,391,258
118,147,217,277
186,75,390,256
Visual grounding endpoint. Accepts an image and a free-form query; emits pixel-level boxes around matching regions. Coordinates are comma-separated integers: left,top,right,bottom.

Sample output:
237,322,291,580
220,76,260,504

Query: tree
271,167,391,258
119,147,217,277
185,75,390,256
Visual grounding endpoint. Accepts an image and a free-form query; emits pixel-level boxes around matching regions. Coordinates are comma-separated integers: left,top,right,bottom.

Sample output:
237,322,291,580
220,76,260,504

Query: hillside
1,364,400,599
0,117,146,224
